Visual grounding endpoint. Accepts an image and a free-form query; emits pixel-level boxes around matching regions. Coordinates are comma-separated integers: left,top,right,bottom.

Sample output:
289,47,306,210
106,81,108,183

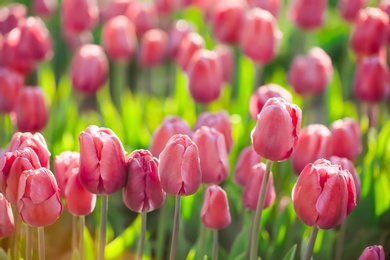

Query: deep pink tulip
79,125,127,195
167,19,194,60
192,127,229,184
70,44,109,94
176,32,204,71
159,134,201,196
126,2,157,36
201,185,231,229
195,110,234,152
61,27,93,52
358,245,385,260
251,97,302,162
138,29,168,67
240,8,282,64
123,150,165,213
234,146,262,187
99,0,131,22
249,84,292,120
288,0,327,30
0,67,24,113
155,0,176,15
242,162,276,211
288,47,333,96
17,168,63,227
54,151,80,198
32,0,58,17
214,44,234,83
0,4,26,35
65,169,96,216
330,118,362,161
292,159,357,229
291,124,333,175
13,86,49,133
380,1,390,45
338,0,366,22
247,0,281,17
0,193,14,238
149,116,193,157
102,15,137,61
61,0,99,33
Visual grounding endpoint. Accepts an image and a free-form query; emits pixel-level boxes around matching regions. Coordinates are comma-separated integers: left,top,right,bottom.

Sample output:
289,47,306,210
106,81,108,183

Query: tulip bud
102,15,137,61
288,0,327,30
54,151,80,198
288,47,333,96
291,124,333,175
380,1,390,45
126,2,157,36
17,168,63,227
0,193,14,238
251,97,302,162
292,159,357,229
0,4,26,35
214,44,234,83
176,32,204,71
13,86,49,133
234,146,262,187
240,8,282,64
249,83,292,120
201,185,231,229
358,245,385,260
242,163,276,211
32,0,58,17
149,116,193,157
338,0,366,22
155,0,176,15
330,118,362,161
159,134,201,196
0,67,24,114
247,0,281,17
99,0,131,22
70,44,109,94
61,0,99,33
123,150,165,213
192,127,229,184
168,19,194,60
138,29,168,67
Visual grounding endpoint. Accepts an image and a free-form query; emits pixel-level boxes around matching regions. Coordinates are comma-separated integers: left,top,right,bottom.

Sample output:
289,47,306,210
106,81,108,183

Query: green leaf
282,244,297,260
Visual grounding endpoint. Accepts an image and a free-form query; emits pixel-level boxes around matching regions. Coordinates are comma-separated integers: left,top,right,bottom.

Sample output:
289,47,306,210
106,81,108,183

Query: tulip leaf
0,248,10,260
326,69,344,124
282,244,297,260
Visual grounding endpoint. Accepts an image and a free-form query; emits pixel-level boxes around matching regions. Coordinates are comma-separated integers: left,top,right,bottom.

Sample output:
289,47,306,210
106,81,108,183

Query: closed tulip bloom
214,44,234,83
0,193,14,238
99,0,131,22
17,168,63,227
155,0,176,15
138,29,168,67
123,150,165,213
234,146,262,187
243,162,276,211
126,2,157,36
353,56,390,102
54,151,80,198
291,124,333,175
380,1,390,45
201,185,231,229
292,159,357,229
65,169,96,216
251,97,302,162
62,0,99,33
288,47,333,96
149,116,193,157
247,0,281,17
288,0,327,30
33,0,58,17
159,134,201,196
0,4,26,35
70,44,109,94
358,245,385,260
338,0,366,22
330,156,361,201
176,32,204,71
0,67,24,113
249,83,292,120
240,8,282,64
168,19,194,59
330,118,362,161
79,125,127,195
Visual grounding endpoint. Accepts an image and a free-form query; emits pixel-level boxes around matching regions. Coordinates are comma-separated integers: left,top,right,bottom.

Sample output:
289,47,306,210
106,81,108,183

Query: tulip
99,0,131,22
61,0,99,33
138,29,168,67
358,245,385,260
234,146,262,187
0,4,26,35
78,125,127,195
0,67,24,113
380,1,390,45
32,0,58,17
0,193,14,238
287,0,327,30
70,44,109,94
251,97,302,162
61,27,93,52
176,32,204,71
214,44,234,83
247,0,281,17
249,84,292,120
201,185,231,229
330,156,361,201
167,19,194,60
155,0,176,15
330,118,362,161
54,151,80,198
126,2,157,36
338,0,366,22
291,124,333,175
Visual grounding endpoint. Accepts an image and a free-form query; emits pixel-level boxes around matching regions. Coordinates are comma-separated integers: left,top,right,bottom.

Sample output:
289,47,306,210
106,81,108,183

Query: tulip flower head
0,4,27,35
168,19,194,59
247,0,281,17
234,146,262,187
33,0,58,17
288,0,327,30
214,44,234,83
338,0,366,22
330,118,362,161
358,245,385,260
99,0,131,22
61,0,99,33
138,28,168,67
125,1,157,36
0,193,14,238
176,32,205,71
54,151,80,198
0,67,24,113
201,185,231,229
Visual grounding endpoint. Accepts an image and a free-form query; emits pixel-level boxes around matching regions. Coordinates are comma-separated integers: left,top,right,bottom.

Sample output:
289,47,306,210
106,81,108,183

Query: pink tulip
358,245,385,260
247,0,281,17
155,0,176,15
288,0,327,30
138,29,168,67
338,0,366,22
32,0,58,17
99,0,131,22
0,193,14,238
61,27,93,52
380,0,390,45
176,32,204,71
234,146,262,187
201,185,231,229
78,125,127,195
0,67,24,113
167,19,194,60
61,0,99,33
126,2,157,36
214,44,234,83
54,151,80,198
292,159,357,229
159,134,201,196
123,150,165,213
0,4,26,35
251,97,302,162
330,118,362,161
330,156,361,201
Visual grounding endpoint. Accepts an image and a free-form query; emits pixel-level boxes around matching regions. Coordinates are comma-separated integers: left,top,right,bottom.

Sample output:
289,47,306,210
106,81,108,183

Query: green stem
79,215,85,260
38,227,45,260
249,160,273,260
138,212,147,260
98,195,108,260
12,213,21,260
26,225,32,260
199,223,207,260
253,63,264,90
304,226,319,260
231,46,241,101
169,196,181,260
335,220,347,260
212,229,218,260
156,202,169,260
112,61,127,114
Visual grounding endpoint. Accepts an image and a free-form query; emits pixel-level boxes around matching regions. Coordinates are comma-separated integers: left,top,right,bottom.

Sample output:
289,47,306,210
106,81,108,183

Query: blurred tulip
17,168,63,227
159,134,201,196
234,146,262,187
61,27,93,52
288,47,333,96
338,0,366,22
214,44,234,83
99,0,132,22
330,156,361,201
0,193,14,238
149,116,192,157
288,0,327,30
192,127,229,184
176,32,204,71
33,0,58,17
358,245,385,260
126,2,157,36
330,118,362,161
102,15,137,61
292,159,357,229
251,97,302,162
79,125,127,195
54,151,80,198
0,67,24,113
380,1,390,45
167,19,194,59
123,150,165,213
247,0,281,17
138,28,168,67
62,0,99,33
291,124,333,175
192,0,222,21
240,8,282,64
0,4,26,35
155,0,176,15
249,84,292,120
201,185,231,229
13,86,49,133
242,162,276,211
70,44,109,94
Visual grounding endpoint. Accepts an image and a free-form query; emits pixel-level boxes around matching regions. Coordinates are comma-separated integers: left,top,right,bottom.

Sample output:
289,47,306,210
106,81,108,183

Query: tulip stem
249,159,273,260
335,220,347,260
199,223,207,260
212,229,218,260
231,46,241,101
13,214,22,260
26,225,32,260
304,225,319,260
38,227,45,260
169,196,181,260
98,195,108,260
138,212,147,260
112,61,127,114
253,63,263,90
72,215,77,257
79,215,85,260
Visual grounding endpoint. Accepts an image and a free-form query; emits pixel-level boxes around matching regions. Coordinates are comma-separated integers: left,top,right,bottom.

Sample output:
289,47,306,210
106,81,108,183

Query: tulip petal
181,143,201,195
159,142,185,195
79,131,100,193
